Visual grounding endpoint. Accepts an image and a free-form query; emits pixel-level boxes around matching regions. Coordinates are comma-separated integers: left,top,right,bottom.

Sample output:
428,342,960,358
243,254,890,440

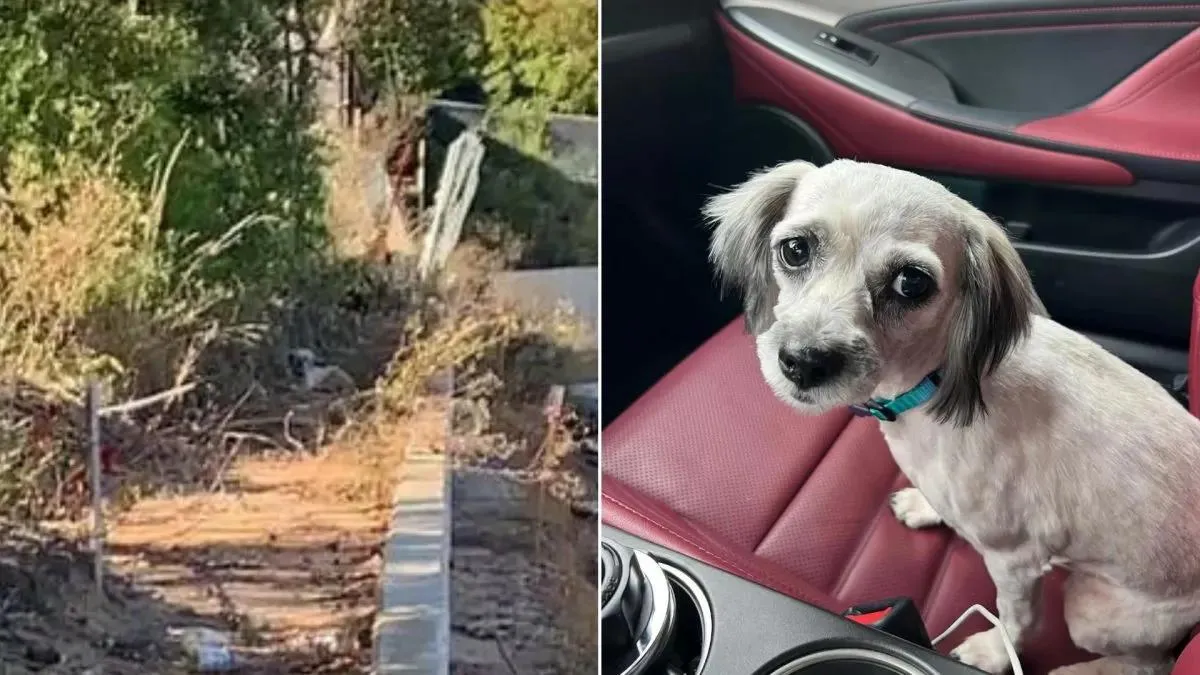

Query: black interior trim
1082,331,1189,379
905,99,1044,131
747,105,837,165
602,5,736,426
840,0,1200,40
1018,235,1200,347
1062,180,1200,206
602,0,717,37
603,22,704,63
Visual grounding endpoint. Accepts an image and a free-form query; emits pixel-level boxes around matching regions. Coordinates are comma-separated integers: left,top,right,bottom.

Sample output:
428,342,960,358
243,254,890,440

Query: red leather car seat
603,320,1095,673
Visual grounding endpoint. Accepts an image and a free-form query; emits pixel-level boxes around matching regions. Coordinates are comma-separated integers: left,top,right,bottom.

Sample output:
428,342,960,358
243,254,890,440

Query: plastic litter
194,642,234,671
168,626,235,672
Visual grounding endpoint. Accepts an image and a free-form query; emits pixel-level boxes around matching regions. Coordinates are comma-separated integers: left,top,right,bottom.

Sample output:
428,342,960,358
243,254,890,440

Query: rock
450,399,490,435
309,630,341,655
108,635,155,661
0,563,37,613
24,640,60,666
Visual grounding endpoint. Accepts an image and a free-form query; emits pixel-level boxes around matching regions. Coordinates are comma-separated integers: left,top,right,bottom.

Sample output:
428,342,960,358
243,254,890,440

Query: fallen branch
282,410,306,453
99,383,197,417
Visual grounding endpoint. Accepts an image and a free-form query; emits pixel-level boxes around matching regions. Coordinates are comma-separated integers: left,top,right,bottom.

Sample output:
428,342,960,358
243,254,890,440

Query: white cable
931,604,1023,675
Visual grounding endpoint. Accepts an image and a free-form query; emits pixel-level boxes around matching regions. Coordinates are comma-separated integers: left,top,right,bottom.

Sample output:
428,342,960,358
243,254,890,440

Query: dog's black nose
779,347,846,389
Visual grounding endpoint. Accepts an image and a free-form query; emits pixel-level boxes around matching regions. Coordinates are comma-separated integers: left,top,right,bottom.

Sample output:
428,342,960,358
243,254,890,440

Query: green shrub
0,0,329,287
0,1,196,166
482,0,597,115
350,0,484,98
348,0,597,116
477,104,595,267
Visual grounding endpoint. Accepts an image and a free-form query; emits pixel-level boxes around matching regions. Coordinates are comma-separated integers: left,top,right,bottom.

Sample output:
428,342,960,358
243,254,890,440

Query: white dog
705,159,1200,675
286,348,355,393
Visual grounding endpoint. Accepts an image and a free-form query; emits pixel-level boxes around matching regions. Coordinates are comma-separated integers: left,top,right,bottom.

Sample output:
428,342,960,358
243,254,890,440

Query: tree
482,0,597,115
349,0,484,100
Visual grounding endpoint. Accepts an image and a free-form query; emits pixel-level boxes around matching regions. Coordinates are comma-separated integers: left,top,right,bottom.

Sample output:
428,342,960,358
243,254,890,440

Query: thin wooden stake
86,382,105,597
535,482,544,561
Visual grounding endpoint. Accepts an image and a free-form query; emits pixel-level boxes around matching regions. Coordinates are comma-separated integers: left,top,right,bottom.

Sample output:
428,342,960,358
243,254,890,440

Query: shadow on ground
0,522,384,674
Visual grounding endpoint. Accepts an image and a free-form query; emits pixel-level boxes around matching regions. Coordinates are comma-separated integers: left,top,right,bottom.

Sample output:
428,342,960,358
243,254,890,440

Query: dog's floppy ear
703,160,816,334
930,218,1045,427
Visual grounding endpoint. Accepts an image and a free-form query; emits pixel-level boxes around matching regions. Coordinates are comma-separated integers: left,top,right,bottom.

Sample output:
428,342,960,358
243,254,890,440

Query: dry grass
0,143,252,518
323,104,425,262
324,131,399,260
322,116,597,674
0,142,236,401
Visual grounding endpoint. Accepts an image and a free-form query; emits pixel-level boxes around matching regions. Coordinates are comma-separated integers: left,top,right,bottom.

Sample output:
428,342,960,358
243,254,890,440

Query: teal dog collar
849,372,940,422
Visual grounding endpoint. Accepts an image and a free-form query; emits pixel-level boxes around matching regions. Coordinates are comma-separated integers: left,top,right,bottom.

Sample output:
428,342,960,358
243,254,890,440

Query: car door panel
715,1,1200,347
726,0,945,26
841,0,1200,40
840,0,1200,114
1014,29,1200,162
723,2,1200,179
718,9,1135,184
890,24,1192,114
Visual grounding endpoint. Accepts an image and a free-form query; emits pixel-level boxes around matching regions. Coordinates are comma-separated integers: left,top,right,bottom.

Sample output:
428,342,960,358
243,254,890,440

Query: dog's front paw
889,487,943,529
950,628,1016,674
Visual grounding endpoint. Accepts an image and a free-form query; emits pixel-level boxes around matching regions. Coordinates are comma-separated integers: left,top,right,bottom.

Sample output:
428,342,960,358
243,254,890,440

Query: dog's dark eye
891,267,934,300
777,237,810,268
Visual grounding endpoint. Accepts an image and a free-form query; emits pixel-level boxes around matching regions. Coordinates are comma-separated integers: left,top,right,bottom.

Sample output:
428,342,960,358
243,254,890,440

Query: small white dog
286,348,355,393
705,159,1200,675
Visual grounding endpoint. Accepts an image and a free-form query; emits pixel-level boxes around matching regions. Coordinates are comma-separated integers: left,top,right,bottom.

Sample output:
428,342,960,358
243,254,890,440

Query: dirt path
0,371,596,674
100,410,446,673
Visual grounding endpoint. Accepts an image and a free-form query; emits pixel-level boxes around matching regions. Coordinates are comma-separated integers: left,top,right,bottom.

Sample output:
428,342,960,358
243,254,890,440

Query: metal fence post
86,381,105,597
